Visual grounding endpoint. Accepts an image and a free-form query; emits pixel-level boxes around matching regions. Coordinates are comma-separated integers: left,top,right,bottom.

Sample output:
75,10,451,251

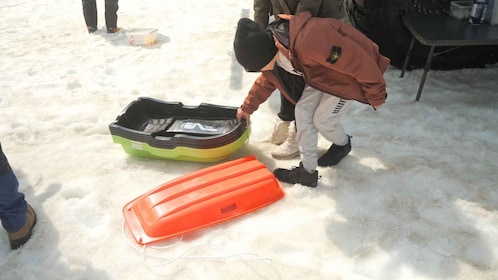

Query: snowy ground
1,0,497,279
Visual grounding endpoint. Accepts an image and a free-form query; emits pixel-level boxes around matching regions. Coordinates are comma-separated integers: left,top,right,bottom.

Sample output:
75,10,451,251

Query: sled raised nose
123,156,284,245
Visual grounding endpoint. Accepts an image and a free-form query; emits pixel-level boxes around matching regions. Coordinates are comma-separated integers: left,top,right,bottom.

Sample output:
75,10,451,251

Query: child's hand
237,108,251,122
276,14,293,20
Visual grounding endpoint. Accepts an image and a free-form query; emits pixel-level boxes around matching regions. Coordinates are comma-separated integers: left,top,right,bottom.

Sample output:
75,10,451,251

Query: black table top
402,14,498,46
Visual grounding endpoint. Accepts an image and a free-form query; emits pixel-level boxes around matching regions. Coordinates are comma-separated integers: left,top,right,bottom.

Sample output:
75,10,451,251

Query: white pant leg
313,95,353,146
294,86,322,171
295,87,353,171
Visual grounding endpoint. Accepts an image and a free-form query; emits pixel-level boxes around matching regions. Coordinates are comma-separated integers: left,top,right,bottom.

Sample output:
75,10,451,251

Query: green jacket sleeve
254,0,271,28
293,0,323,16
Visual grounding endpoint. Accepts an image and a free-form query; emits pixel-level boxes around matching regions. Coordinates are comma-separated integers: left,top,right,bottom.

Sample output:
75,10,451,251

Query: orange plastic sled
123,156,284,245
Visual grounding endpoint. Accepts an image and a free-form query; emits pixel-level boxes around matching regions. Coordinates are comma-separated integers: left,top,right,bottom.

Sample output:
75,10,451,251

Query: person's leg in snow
273,86,321,187
0,143,36,250
271,120,300,159
105,0,120,33
273,87,352,187
314,97,353,167
81,0,120,33
82,0,98,33
271,93,296,145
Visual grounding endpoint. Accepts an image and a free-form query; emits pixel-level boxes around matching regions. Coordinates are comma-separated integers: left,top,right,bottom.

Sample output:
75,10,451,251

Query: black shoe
318,136,351,167
273,162,319,188
87,26,97,33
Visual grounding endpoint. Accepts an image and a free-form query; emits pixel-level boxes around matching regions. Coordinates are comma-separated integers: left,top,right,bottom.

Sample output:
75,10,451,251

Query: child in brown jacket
252,0,348,159
234,12,389,187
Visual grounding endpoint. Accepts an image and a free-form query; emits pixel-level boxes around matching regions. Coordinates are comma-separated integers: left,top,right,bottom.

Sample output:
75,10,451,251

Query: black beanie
234,18,278,72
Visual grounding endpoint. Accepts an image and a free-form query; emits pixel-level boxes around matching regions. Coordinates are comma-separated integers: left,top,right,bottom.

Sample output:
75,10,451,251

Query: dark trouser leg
105,0,119,29
0,143,27,232
277,93,295,122
82,0,98,29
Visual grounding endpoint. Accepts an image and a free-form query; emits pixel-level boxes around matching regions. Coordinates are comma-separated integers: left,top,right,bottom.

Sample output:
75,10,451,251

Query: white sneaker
271,121,300,159
271,117,291,145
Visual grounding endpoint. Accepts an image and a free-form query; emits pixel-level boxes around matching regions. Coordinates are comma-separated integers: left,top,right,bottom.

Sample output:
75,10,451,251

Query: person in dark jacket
82,0,120,33
252,0,348,160
233,13,389,187
0,143,36,250
254,0,346,29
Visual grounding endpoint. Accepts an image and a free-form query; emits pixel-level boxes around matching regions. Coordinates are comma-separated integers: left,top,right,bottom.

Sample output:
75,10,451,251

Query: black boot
87,26,97,33
273,162,319,188
318,136,351,167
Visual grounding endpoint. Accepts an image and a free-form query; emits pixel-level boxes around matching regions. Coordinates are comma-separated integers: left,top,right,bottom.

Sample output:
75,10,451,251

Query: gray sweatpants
295,86,353,171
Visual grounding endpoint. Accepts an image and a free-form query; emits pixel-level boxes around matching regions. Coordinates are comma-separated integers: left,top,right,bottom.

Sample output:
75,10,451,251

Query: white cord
140,243,273,267
122,219,273,267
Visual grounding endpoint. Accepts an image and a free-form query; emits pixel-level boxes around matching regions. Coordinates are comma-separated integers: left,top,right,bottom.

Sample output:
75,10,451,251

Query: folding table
400,14,498,101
